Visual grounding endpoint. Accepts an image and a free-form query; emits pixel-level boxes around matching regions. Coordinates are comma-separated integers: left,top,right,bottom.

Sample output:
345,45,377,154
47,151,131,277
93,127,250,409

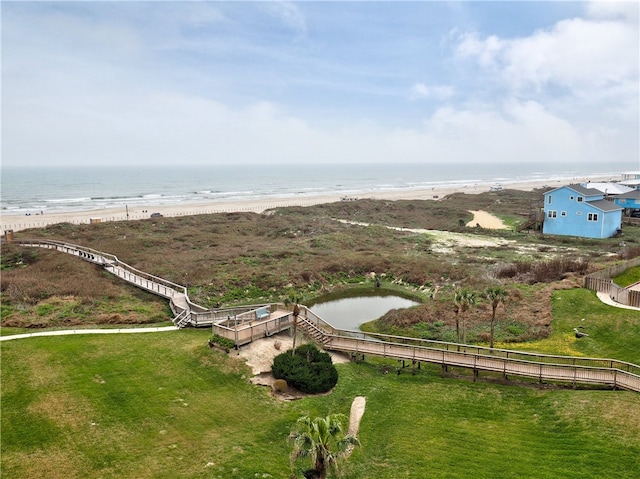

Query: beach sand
0,176,611,234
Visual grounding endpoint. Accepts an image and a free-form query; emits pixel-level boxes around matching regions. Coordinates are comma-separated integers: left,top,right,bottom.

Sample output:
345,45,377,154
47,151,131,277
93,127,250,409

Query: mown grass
507,289,640,364
2,329,639,479
613,265,640,288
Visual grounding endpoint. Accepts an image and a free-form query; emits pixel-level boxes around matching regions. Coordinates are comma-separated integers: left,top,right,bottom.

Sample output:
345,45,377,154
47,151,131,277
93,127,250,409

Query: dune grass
2,328,639,479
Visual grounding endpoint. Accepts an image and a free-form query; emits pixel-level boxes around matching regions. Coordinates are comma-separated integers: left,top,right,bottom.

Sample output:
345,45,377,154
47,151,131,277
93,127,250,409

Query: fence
583,256,640,308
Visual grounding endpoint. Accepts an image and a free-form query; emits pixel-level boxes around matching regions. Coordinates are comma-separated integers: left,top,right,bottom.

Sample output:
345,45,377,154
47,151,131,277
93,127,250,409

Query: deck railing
315,329,640,392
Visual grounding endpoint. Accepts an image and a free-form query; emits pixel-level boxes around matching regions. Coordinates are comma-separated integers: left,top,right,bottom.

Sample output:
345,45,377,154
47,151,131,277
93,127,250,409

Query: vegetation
273,344,339,394
2,329,639,479
483,286,509,348
4,190,640,332
2,190,640,477
208,333,235,351
289,414,359,479
612,265,640,288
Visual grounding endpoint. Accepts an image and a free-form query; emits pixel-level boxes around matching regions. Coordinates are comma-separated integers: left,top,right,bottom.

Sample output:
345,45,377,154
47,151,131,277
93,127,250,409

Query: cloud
265,1,308,38
455,5,638,94
2,2,637,167
410,83,455,101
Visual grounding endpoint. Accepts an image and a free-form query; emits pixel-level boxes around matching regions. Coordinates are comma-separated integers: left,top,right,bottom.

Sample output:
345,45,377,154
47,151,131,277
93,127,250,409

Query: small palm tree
284,293,302,356
483,286,508,349
454,288,477,345
289,414,360,479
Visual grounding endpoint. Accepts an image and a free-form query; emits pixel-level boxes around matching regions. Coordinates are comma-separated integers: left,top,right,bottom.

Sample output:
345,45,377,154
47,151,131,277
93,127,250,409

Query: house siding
543,186,622,239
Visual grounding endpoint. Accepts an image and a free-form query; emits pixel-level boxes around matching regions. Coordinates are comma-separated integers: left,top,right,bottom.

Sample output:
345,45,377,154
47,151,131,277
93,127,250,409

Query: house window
561,211,567,217
548,210,557,218
587,213,599,222
547,195,552,204
569,196,574,200
577,197,584,202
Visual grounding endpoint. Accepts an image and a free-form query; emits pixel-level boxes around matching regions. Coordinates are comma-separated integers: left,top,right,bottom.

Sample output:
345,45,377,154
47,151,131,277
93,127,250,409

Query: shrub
272,379,288,393
272,344,338,394
209,334,235,351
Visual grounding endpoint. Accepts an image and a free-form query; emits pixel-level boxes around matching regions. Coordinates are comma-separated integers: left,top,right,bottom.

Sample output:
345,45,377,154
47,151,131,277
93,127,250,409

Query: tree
483,286,509,349
284,293,302,357
454,288,477,345
289,414,360,479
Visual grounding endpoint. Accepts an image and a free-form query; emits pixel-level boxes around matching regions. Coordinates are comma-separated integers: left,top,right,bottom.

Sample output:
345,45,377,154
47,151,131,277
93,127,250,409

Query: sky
2,1,639,167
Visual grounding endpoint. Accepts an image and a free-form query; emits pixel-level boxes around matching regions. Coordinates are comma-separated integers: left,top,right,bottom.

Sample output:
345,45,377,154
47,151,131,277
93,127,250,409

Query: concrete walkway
0,325,179,342
597,291,640,311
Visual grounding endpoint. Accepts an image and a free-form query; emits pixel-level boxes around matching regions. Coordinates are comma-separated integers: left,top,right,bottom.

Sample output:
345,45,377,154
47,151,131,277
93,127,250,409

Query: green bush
272,344,338,394
209,334,235,351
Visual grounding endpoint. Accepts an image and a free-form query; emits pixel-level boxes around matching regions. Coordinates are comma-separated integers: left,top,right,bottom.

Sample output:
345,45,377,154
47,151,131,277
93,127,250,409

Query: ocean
1,161,635,216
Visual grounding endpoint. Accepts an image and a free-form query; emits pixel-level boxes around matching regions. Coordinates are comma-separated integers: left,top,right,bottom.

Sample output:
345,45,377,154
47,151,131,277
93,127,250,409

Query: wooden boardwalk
10,239,640,393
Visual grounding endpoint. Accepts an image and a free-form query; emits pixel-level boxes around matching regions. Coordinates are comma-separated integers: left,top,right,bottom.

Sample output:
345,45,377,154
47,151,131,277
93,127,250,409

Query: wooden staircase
297,315,331,345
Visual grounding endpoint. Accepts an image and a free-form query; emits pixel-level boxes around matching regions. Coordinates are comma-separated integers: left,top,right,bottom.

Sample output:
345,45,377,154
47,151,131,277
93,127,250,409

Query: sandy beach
0,175,613,234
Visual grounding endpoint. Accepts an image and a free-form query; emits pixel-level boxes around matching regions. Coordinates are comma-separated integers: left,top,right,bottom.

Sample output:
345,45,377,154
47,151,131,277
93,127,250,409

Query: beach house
612,189,640,214
542,184,623,239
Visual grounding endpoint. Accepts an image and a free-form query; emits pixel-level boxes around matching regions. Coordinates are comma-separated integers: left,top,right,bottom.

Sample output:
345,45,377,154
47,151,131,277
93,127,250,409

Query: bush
272,379,288,393
272,344,338,394
209,334,235,351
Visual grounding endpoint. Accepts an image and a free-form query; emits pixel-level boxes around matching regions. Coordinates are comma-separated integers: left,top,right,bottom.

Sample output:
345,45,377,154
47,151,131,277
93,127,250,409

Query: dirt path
466,210,508,229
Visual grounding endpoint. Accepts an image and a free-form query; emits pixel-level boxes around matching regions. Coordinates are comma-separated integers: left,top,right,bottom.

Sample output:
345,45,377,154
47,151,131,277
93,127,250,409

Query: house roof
545,184,603,196
616,189,640,200
583,182,633,195
588,199,623,212
620,179,640,187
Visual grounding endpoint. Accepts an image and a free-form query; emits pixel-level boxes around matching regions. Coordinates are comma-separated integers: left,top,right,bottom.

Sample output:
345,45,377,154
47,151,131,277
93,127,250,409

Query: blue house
612,189,640,212
543,184,623,239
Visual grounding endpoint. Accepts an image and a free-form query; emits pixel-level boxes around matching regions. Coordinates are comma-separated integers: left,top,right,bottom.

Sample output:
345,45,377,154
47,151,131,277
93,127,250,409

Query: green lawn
2,326,639,479
506,289,640,364
613,265,640,288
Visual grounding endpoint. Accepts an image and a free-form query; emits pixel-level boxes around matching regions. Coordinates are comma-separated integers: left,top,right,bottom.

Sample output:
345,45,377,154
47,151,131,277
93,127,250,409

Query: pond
309,292,419,331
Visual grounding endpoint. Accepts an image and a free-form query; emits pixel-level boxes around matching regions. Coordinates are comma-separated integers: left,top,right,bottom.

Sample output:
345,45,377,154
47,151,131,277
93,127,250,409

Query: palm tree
284,293,302,356
289,414,360,479
483,286,508,349
454,288,477,345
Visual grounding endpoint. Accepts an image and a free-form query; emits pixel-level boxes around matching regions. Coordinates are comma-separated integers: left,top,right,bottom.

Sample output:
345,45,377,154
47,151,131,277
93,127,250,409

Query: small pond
309,292,419,331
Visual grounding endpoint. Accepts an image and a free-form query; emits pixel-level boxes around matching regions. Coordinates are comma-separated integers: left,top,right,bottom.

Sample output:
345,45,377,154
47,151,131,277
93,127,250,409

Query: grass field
2,327,639,479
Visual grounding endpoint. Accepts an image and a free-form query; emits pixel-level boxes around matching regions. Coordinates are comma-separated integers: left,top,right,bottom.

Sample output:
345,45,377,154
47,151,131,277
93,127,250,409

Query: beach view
2,2,639,479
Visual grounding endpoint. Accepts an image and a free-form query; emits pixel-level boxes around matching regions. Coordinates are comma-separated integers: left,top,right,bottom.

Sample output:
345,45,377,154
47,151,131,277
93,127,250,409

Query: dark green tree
289,414,359,479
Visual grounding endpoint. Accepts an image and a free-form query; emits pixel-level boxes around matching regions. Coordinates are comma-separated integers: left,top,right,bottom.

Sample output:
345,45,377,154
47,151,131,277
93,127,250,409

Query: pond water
309,294,419,331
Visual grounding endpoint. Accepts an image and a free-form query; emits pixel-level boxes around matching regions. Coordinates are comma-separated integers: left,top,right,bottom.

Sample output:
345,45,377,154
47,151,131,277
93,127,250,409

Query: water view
309,294,419,331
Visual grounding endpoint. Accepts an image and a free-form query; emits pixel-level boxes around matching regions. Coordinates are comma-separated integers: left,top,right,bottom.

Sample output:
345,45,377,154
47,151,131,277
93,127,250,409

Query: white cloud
2,2,637,167
456,15,638,93
410,83,455,101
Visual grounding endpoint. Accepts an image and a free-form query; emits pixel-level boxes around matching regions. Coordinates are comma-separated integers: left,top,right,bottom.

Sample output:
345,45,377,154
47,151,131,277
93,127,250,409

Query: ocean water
0,161,634,216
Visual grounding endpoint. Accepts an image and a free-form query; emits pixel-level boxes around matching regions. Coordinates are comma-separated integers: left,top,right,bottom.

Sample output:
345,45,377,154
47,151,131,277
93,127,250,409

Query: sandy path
466,210,508,229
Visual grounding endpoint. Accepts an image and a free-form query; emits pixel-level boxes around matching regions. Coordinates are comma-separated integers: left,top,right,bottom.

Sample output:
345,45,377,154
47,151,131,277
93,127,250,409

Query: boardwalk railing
295,307,640,393
212,303,293,346
13,239,194,326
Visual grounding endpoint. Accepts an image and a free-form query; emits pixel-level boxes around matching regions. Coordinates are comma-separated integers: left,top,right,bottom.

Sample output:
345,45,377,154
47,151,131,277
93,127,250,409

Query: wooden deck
11,238,640,393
